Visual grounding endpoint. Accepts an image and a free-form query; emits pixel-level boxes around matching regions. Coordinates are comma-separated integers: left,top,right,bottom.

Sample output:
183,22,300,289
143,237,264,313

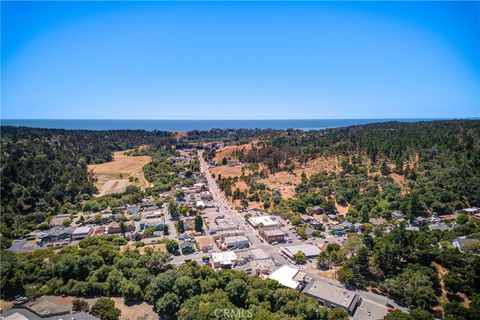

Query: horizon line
2,117,478,121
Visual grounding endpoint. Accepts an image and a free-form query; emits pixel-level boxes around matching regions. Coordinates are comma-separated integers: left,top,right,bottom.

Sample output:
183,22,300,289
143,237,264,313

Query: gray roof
303,280,359,311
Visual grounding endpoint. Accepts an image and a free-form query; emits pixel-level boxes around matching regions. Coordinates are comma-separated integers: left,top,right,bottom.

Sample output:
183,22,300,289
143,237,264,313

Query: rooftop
303,280,358,309
248,215,280,227
261,228,284,237
281,244,321,257
73,226,92,235
224,235,249,244
268,265,305,289
211,251,238,263
250,248,270,260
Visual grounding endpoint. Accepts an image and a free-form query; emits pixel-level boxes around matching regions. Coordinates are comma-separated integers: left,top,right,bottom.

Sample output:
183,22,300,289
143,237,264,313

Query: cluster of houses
25,199,168,248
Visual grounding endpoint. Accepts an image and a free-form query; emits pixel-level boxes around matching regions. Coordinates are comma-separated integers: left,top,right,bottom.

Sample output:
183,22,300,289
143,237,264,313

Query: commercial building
250,259,276,276
248,215,280,228
39,228,73,246
280,244,321,259
211,251,238,269
72,226,93,240
259,228,285,244
249,248,270,260
303,280,361,315
268,265,306,290
224,235,250,249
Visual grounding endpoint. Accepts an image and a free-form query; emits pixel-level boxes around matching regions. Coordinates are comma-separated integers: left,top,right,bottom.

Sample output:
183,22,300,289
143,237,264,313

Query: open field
88,151,151,196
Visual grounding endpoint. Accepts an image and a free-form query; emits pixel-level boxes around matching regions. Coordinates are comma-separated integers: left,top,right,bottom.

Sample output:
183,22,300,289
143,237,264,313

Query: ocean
0,118,455,131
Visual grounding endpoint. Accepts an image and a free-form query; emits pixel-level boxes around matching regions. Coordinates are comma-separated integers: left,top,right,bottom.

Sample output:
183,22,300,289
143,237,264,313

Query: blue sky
1,1,479,119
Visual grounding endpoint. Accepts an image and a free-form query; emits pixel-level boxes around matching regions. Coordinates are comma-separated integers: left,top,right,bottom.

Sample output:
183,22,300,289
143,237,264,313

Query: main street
198,150,408,319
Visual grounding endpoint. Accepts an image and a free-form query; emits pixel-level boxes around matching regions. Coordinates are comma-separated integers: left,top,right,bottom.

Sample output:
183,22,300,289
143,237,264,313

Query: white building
211,251,238,269
268,265,306,290
280,244,321,259
248,215,280,228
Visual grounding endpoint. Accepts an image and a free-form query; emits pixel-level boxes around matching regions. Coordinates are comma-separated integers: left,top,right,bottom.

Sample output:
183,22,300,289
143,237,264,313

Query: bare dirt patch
305,265,340,281
88,151,152,196
213,142,256,162
210,165,252,178
296,156,341,177
335,202,350,216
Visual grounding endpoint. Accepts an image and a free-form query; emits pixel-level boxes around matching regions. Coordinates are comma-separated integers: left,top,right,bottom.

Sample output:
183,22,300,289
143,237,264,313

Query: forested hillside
215,120,480,219
0,126,175,246
1,236,336,320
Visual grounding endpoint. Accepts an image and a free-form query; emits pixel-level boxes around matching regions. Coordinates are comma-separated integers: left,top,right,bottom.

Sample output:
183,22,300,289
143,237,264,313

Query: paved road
198,150,408,318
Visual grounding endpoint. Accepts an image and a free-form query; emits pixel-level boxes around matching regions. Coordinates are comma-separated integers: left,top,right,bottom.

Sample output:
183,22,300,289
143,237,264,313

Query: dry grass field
88,151,151,196
213,141,257,162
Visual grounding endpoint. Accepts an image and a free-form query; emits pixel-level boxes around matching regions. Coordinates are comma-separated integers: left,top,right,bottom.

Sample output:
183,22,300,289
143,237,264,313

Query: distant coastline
0,118,472,131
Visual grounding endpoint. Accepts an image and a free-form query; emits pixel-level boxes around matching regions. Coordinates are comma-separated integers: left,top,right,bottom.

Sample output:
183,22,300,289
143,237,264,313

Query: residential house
452,237,479,253
181,241,195,254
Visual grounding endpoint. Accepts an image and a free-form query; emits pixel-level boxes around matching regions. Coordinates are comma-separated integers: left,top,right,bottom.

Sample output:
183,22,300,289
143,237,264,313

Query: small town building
248,215,280,228
259,228,285,244
211,251,238,269
224,235,250,249
72,226,93,240
143,209,162,219
303,280,361,315
196,236,214,252
268,265,306,290
249,248,270,260
280,244,321,259
40,228,73,245
250,259,276,276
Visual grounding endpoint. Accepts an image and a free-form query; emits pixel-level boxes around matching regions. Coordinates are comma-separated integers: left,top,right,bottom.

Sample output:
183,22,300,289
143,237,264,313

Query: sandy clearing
88,150,152,196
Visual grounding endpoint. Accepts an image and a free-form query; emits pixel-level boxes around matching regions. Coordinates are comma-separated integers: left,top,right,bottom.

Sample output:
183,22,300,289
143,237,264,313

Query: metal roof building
280,243,321,259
